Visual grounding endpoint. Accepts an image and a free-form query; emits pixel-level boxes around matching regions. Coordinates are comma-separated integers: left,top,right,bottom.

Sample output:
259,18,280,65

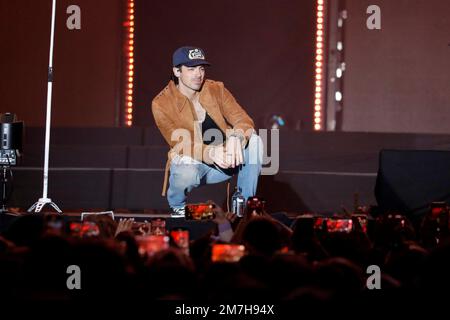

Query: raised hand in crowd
114,218,135,237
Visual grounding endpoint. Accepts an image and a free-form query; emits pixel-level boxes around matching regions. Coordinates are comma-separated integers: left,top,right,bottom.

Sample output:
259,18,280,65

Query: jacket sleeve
219,84,255,146
152,100,214,163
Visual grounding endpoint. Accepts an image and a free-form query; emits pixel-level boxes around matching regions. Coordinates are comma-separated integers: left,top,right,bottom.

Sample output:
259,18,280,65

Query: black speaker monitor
375,149,450,218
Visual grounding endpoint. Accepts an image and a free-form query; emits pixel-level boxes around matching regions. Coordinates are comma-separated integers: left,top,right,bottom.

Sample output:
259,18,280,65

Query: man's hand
208,144,230,169
225,135,244,168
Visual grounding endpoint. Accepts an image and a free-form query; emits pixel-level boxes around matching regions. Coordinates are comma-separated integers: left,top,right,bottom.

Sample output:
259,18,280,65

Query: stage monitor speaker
375,149,450,218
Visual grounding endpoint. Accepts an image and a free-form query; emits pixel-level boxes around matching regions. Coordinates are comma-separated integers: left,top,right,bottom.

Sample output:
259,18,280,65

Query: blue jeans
167,133,263,210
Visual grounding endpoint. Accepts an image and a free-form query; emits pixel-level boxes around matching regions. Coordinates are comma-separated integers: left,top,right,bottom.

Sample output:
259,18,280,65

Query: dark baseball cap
172,46,211,67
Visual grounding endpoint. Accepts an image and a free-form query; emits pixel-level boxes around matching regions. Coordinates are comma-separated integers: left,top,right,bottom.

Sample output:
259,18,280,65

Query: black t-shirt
201,112,226,146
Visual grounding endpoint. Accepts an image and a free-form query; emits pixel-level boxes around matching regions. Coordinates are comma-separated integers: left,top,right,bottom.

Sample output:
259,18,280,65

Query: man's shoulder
152,84,170,103
203,80,228,99
152,82,177,109
204,79,225,91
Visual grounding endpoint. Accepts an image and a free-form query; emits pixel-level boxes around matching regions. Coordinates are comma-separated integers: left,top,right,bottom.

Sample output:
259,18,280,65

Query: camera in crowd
68,221,100,238
211,244,245,263
312,214,369,234
246,196,265,216
185,203,215,220
314,217,353,233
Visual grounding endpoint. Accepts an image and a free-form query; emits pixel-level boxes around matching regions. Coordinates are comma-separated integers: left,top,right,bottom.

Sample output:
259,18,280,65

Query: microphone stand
28,0,62,213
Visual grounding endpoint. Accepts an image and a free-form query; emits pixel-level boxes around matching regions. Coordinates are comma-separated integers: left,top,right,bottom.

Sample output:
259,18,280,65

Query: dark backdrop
0,0,123,127
134,0,316,130
343,0,450,134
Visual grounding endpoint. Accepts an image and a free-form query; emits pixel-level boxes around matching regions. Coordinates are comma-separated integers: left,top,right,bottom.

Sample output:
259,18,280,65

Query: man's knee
246,134,264,166
170,165,199,188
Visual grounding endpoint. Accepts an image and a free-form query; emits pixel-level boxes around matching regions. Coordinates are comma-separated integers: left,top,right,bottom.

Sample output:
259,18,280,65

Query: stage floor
8,127,450,215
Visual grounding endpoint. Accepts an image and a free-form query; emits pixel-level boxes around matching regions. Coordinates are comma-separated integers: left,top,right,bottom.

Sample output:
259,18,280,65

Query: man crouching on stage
152,46,263,218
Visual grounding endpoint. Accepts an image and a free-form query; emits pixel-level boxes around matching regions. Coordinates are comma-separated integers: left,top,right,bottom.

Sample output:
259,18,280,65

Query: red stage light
314,0,325,131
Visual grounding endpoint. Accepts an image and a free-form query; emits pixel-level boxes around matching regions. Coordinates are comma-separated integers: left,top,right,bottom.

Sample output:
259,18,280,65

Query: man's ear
172,67,181,78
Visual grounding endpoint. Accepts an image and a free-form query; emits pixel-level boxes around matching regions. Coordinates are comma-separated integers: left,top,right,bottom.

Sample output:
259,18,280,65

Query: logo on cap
188,49,205,60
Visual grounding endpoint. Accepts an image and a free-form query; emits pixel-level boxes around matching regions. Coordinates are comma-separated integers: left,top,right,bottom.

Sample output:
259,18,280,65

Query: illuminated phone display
211,244,245,262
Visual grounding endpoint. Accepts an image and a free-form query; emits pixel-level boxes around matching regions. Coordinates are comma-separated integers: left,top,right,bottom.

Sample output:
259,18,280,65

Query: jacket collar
168,80,214,113
167,81,188,112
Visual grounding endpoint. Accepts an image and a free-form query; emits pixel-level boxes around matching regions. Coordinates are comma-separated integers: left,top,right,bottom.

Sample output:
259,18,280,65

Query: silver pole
28,0,61,213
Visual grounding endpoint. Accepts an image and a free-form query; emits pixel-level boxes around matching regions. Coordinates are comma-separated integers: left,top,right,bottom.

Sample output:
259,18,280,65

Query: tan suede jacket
152,79,255,195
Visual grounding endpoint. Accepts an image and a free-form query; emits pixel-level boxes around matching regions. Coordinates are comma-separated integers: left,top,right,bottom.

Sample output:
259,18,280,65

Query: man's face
174,65,206,92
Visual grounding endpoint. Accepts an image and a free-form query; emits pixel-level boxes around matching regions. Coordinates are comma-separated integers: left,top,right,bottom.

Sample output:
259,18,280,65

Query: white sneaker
170,207,185,218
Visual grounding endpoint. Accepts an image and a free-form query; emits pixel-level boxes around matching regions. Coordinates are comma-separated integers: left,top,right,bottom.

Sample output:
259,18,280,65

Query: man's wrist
207,144,221,162
229,132,244,139
229,133,245,146
206,145,216,163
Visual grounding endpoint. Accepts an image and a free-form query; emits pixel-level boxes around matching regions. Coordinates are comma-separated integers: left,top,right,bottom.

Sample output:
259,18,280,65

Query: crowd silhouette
0,200,448,314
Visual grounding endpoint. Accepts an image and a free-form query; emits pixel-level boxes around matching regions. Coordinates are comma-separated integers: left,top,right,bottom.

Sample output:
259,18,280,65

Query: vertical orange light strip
124,0,135,127
314,0,325,131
